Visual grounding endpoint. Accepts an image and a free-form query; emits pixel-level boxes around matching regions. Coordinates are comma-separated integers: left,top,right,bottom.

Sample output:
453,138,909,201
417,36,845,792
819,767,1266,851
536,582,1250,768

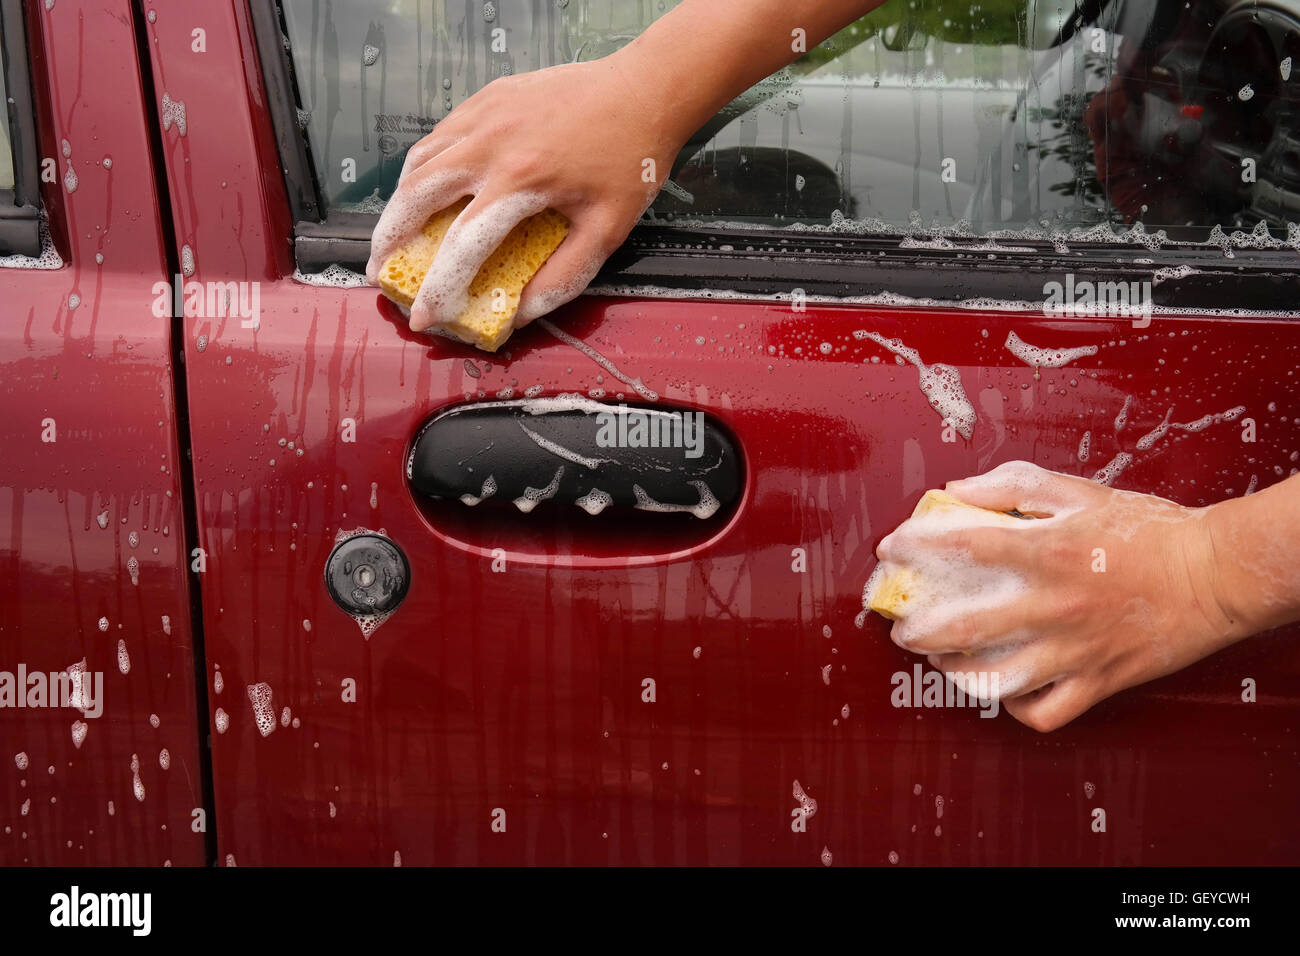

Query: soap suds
513,466,564,513
1004,330,1099,368
862,332,976,439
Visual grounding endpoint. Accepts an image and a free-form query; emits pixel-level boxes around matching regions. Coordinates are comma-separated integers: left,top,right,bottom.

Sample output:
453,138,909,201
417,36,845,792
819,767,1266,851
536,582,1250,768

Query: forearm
1205,473,1300,637
610,0,886,144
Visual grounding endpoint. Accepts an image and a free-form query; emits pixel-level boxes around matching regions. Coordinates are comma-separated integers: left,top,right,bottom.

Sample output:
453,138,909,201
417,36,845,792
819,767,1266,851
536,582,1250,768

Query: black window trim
250,0,1300,314
0,0,43,257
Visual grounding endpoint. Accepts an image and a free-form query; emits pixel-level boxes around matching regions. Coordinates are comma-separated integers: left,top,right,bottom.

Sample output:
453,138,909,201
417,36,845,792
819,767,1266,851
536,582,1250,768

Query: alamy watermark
891,664,1000,718
151,275,261,329
595,404,705,459
0,663,103,718
1043,273,1152,328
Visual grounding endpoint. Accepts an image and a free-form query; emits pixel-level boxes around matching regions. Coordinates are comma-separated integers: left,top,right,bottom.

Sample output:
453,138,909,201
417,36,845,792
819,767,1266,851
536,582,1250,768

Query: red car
2,0,1298,871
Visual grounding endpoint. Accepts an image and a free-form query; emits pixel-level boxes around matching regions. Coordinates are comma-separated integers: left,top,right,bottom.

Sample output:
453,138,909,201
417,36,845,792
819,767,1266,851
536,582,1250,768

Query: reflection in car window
280,0,1300,246
0,19,14,193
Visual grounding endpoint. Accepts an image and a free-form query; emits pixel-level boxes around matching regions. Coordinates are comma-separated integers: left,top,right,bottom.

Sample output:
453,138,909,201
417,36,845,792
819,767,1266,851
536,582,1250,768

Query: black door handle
407,396,742,519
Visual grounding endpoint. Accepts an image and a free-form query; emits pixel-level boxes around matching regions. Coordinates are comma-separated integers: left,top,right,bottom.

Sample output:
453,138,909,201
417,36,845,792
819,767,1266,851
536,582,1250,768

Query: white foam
513,466,564,513
536,319,659,401
460,474,497,506
792,780,817,820
70,721,87,749
0,215,64,270
214,707,229,733
294,263,368,288
1077,430,1091,463
1137,404,1246,451
116,639,130,674
518,420,609,469
1114,395,1132,432
409,191,552,326
1004,330,1099,368
862,332,976,439
1091,452,1134,486
14,752,28,771
130,753,145,802
366,167,476,283
575,487,612,515
632,480,719,519
64,659,91,713
246,682,276,737
161,93,187,135
159,748,170,770
864,501,1035,651
520,393,608,416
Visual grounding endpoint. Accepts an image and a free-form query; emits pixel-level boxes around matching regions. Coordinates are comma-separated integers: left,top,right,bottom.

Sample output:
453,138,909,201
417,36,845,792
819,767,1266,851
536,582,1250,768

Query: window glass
0,20,15,193
280,0,1300,245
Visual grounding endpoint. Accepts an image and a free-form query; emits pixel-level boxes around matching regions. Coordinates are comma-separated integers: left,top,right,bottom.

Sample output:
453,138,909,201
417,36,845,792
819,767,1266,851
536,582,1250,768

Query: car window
277,0,1300,247
0,15,17,192
0,0,41,258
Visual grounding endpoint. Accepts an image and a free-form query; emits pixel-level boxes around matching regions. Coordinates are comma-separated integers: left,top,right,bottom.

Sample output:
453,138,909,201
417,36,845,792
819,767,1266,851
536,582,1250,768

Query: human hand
873,460,1245,731
366,53,686,333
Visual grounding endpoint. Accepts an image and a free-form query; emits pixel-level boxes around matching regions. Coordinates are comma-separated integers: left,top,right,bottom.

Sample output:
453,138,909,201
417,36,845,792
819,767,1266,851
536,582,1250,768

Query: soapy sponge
378,197,569,352
866,489,1024,620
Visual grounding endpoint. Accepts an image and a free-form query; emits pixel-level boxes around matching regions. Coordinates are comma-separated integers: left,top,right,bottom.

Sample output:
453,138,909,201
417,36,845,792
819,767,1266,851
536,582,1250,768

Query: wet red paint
0,0,204,866
3,1,1298,866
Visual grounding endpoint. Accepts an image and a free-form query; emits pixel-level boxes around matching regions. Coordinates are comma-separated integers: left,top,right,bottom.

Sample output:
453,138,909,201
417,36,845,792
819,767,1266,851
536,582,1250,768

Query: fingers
408,188,549,332
1001,678,1096,732
893,600,1037,654
366,160,475,284
514,215,613,327
877,523,1029,567
944,460,1099,516
929,639,1056,701
399,132,465,182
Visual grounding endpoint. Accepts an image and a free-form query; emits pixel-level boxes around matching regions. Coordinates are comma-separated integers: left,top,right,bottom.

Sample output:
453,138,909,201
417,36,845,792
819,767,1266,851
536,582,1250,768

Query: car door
0,0,208,866
157,0,1300,865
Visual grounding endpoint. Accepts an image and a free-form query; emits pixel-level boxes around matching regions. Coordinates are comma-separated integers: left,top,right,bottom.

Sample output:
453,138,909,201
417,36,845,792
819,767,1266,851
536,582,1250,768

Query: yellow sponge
378,197,569,352
867,489,1023,620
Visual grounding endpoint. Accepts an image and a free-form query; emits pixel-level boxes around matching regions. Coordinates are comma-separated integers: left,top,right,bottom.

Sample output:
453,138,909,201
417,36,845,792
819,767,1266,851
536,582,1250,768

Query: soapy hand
873,460,1246,732
366,55,686,334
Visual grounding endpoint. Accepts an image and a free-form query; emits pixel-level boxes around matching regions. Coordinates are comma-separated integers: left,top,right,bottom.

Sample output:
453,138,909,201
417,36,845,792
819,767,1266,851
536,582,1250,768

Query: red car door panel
0,0,206,866
134,0,1300,866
